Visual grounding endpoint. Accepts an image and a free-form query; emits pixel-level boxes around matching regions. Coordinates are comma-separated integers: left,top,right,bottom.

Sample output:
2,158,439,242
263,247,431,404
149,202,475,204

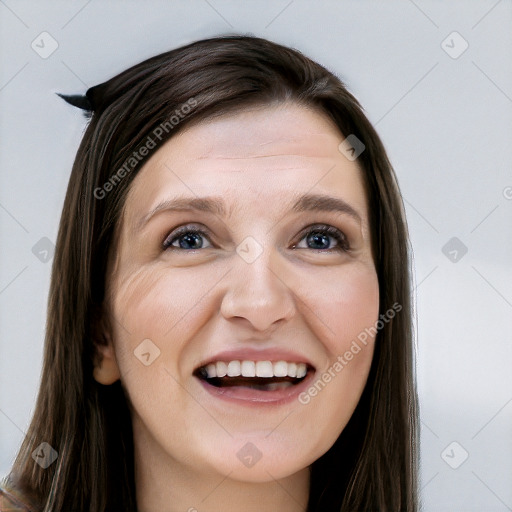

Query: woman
0,35,418,511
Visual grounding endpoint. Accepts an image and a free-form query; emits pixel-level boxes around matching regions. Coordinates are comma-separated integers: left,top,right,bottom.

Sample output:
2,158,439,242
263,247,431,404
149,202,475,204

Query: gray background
1,1,511,510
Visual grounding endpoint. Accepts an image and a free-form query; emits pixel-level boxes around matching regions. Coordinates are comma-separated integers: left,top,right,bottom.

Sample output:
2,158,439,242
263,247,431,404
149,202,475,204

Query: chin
197,436,316,483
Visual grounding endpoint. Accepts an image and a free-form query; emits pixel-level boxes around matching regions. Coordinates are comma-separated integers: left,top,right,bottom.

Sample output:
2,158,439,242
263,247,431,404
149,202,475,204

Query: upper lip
194,348,315,371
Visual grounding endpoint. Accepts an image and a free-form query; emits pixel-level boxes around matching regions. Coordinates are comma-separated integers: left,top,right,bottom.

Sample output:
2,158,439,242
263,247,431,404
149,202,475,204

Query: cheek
115,259,202,323
293,263,379,450
110,265,208,364
300,262,380,357
108,262,233,408
107,266,215,443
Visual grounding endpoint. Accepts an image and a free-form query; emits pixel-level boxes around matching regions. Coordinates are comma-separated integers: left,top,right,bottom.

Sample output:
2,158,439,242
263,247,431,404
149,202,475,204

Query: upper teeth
203,360,308,379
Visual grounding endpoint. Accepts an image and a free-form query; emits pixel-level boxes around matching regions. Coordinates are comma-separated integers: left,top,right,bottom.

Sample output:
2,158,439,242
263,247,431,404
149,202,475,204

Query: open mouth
193,360,314,392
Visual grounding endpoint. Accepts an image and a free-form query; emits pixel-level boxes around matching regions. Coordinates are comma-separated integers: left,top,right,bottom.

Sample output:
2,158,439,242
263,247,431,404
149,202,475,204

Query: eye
162,224,213,251
293,224,350,252
162,223,349,252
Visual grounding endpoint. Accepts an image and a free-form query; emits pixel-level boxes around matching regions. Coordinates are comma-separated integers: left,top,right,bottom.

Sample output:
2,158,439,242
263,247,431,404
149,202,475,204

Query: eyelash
162,223,350,253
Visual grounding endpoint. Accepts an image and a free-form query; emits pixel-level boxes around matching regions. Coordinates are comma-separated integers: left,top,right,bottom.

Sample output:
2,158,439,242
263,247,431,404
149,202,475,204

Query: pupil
180,233,202,249
308,232,329,249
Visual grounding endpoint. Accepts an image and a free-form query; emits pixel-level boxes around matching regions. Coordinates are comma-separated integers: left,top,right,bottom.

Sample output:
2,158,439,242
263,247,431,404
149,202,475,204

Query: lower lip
195,370,316,406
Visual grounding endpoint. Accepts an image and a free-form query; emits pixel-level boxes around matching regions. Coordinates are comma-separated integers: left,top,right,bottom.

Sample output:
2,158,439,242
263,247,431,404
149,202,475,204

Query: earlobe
93,342,121,385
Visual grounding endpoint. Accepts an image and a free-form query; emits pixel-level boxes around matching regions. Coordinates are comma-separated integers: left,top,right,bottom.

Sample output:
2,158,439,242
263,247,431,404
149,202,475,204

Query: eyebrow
135,193,362,232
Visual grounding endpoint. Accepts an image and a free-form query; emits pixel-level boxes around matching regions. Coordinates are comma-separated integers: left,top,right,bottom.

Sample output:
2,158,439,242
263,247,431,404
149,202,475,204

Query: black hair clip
57,91,95,118
57,93,92,110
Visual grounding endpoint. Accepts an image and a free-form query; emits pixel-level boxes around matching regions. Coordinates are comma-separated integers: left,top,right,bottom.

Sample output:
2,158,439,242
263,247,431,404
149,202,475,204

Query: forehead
121,102,369,228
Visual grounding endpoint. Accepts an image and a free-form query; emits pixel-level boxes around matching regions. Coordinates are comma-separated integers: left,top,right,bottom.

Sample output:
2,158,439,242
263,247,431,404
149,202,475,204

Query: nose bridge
220,234,295,330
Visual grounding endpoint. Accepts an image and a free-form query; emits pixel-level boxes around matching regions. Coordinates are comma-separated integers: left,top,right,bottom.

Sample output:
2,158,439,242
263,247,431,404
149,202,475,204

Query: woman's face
101,102,379,483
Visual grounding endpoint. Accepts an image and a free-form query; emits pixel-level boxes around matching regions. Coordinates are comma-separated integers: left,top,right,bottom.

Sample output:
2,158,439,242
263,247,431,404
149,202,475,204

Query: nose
219,245,296,333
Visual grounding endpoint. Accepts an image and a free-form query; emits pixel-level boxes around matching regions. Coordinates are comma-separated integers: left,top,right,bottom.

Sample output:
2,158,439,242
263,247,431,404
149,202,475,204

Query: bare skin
93,102,379,512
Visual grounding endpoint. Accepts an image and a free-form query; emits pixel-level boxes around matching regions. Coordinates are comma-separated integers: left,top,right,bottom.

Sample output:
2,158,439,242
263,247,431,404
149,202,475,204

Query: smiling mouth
193,360,313,391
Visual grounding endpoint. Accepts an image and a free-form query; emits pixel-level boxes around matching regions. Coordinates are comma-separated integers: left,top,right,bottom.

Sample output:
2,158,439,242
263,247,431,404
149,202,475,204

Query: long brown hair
7,35,418,511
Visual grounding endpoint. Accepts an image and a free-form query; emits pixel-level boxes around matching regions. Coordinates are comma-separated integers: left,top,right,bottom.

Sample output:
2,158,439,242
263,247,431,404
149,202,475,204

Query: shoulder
0,476,37,512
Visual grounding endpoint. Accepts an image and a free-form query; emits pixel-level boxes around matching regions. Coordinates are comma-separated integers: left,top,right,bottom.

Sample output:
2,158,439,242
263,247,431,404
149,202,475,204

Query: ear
92,306,121,385
93,342,121,385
